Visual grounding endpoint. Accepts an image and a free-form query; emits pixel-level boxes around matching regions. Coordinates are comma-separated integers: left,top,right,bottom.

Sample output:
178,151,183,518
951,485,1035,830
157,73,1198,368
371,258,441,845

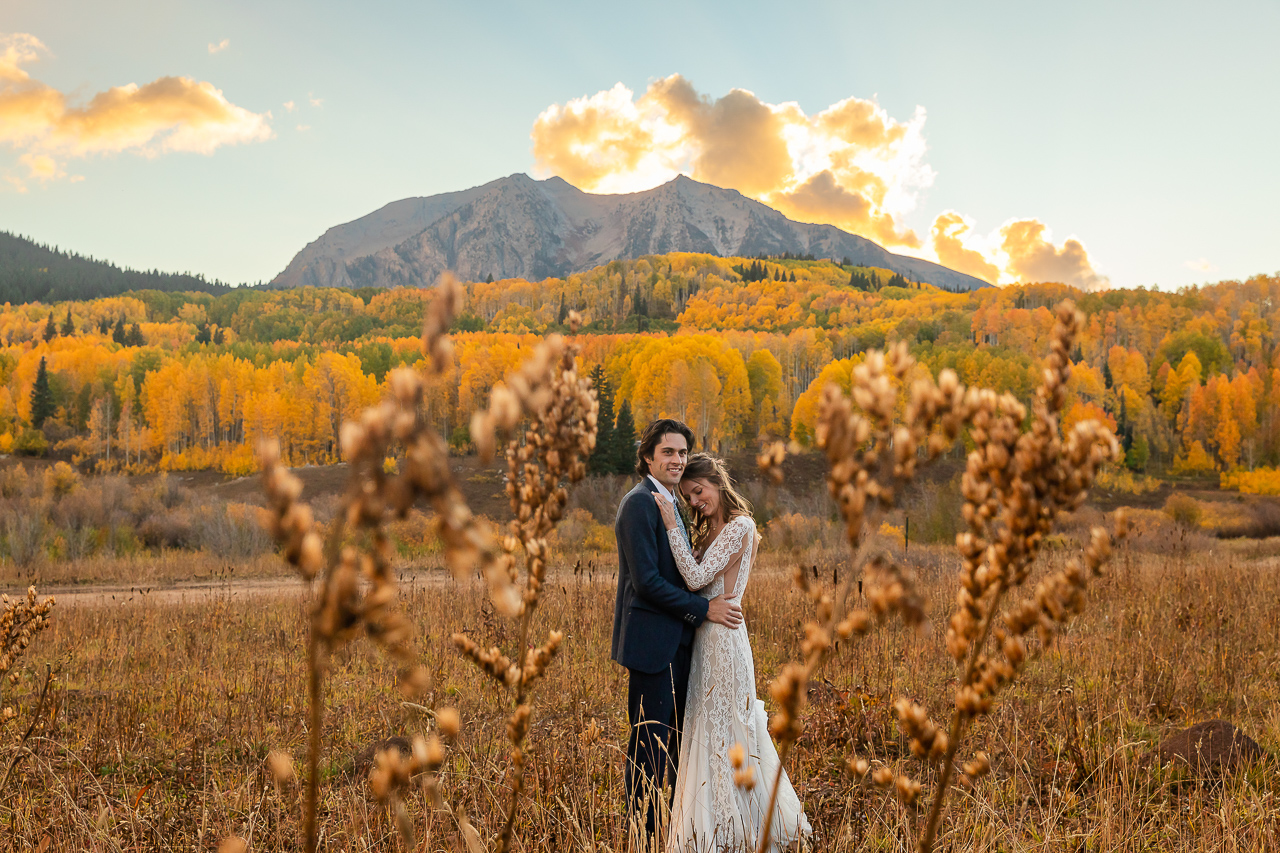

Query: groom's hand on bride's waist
706,595,743,629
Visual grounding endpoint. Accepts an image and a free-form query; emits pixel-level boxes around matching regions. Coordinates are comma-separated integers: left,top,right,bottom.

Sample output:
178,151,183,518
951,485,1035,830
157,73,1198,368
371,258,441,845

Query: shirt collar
647,474,676,504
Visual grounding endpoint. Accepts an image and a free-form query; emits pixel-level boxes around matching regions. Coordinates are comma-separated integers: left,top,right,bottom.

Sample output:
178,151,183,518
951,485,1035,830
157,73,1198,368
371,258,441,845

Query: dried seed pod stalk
259,275,506,853
756,342,975,844
367,732,448,847
0,586,56,773
756,302,1126,853
452,311,597,853
918,304,1125,853
0,587,55,687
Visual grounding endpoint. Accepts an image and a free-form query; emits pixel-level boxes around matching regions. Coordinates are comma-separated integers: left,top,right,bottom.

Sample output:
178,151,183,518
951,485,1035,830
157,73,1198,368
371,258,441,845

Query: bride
653,454,812,852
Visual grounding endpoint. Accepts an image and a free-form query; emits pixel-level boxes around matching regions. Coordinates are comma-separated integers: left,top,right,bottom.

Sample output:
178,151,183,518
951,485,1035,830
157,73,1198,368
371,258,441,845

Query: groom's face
647,432,689,490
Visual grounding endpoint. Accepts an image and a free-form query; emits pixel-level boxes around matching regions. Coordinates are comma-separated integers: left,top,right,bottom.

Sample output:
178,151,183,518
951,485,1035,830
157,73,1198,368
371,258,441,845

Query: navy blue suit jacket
611,478,710,674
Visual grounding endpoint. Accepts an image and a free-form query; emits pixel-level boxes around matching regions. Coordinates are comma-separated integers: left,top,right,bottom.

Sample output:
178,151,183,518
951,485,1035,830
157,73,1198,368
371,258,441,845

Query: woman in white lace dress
653,454,812,852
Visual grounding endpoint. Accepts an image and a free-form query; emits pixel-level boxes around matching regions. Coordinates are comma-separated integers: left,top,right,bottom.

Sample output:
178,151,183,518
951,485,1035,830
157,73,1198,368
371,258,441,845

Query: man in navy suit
612,418,743,837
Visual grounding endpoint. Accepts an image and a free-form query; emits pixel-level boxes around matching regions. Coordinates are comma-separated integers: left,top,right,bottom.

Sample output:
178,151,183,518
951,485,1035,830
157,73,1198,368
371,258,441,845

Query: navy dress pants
625,636,693,836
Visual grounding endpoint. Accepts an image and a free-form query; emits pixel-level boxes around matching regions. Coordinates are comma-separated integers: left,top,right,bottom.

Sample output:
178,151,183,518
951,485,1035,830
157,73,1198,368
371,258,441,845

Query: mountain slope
274,175,990,292
0,232,231,303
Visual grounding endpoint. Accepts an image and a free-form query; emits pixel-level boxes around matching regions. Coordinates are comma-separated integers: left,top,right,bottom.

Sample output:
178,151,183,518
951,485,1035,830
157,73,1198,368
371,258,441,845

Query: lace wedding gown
667,515,812,852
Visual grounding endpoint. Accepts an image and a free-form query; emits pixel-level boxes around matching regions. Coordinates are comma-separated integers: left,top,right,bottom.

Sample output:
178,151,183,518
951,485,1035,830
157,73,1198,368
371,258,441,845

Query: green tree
43,314,56,341
112,318,127,345
126,323,145,347
1125,434,1150,472
29,356,54,428
61,307,75,336
587,365,616,475
612,399,637,475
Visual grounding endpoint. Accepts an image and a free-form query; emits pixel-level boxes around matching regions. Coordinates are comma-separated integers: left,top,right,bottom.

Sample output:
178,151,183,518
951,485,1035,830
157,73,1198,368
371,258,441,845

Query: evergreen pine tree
126,323,144,346
29,356,54,428
557,293,568,325
112,318,127,344
43,314,56,341
587,365,616,475
612,400,637,475
485,273,494,283
98,316,110,335
61,307,74,336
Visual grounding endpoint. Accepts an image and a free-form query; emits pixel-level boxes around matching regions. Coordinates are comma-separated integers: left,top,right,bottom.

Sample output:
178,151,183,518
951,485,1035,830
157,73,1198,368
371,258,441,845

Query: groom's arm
617,493,710,626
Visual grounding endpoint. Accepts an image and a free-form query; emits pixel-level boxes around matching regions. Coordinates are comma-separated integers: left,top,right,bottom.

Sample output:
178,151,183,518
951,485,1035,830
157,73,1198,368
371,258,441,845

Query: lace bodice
666,514,755,602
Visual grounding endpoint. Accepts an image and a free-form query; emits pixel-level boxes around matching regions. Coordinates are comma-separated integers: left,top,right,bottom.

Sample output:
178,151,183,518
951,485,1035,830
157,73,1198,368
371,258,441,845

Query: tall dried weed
756,301,1128,853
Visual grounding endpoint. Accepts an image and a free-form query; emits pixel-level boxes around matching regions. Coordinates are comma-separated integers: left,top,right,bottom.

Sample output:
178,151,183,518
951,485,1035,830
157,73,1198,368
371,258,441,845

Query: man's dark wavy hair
635,419,695,477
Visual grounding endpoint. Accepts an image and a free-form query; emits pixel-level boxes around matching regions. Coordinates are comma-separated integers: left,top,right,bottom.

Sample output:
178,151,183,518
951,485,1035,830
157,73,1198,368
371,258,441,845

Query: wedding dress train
666,515,812,852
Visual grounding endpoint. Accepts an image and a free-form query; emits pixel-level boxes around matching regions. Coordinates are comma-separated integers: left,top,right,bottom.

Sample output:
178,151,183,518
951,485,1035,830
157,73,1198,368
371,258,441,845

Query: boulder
1150,720,1265,774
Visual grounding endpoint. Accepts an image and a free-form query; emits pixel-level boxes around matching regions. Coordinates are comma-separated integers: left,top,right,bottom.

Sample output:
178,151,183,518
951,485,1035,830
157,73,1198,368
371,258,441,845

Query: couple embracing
611,418,812,852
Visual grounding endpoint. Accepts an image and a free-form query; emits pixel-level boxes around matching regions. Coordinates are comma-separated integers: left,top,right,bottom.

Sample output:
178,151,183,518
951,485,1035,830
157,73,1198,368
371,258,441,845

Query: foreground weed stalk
454,311,598,852
0,587,56,792
260,275,505,852
757,301,1127,853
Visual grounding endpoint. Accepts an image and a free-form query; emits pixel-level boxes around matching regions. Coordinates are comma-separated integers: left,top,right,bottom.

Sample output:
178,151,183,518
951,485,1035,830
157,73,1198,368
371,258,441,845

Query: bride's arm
667,519,748,591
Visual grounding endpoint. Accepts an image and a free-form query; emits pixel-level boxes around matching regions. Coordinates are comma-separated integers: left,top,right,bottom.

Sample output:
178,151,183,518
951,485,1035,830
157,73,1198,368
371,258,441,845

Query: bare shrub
904,475,965,544
0,465,31,499
764,512,843,553
192,501,273,559
1163,493,1202,529
2,512,45,570
565,474,631,525
137,508,195,550
147,473,192,511
549,507,616,554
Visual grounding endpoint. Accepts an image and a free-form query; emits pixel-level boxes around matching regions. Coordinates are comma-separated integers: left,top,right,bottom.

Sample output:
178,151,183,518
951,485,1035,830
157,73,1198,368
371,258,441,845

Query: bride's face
680,478,721,520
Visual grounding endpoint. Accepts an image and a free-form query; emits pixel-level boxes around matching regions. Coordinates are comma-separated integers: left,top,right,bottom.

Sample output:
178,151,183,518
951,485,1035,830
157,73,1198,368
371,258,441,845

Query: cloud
931,211,1000,284
308,93,322,107
296,124,310,132
531,74,930,247
0,31,272,188
1000,219,1108,290
1184,258,1217,274
19,152,64,181
207,39,230,55
927,211,1108,289
283,100,296,112
533,75,1108,288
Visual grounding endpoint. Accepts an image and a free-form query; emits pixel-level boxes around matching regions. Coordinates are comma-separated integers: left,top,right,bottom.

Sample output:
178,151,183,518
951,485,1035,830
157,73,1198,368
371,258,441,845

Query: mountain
0,231,232,304
273,175,990,292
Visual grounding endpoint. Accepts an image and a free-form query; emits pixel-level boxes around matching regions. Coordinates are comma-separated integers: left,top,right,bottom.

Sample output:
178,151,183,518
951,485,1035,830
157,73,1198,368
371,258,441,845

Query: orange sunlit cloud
533,76,1109,288
532,74,930,249
1,32,272,190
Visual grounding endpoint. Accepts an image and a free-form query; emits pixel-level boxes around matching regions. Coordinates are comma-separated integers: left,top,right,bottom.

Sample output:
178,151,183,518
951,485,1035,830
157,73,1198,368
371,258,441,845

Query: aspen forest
1,252,1278,493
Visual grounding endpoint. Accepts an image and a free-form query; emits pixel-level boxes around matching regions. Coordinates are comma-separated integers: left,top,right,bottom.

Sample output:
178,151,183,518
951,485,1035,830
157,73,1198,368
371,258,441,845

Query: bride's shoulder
728,513,756,533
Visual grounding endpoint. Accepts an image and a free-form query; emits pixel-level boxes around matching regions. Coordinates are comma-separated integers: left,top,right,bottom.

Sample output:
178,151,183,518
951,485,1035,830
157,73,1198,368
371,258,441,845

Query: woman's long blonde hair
680,454,754,547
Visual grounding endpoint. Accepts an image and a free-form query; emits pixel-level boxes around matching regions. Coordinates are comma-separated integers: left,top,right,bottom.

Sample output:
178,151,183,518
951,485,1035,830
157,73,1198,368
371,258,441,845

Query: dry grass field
2,513,1278,851
3,305,1278,852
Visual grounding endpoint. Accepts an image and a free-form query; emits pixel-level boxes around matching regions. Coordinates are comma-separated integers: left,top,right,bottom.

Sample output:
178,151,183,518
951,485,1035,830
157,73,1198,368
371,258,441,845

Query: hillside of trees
0,231,235,304
0,251,1276,491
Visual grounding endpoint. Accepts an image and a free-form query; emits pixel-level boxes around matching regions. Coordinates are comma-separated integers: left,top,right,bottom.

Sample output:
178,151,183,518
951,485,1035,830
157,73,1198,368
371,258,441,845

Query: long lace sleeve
667,517,749,591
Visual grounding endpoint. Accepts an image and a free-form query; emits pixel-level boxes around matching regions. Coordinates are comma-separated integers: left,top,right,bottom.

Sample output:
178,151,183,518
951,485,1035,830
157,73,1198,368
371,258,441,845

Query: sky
1,0,1276,290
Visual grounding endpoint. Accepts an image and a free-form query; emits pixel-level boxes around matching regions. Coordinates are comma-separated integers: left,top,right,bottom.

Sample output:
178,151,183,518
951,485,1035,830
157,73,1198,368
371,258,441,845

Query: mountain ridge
274,174,990,293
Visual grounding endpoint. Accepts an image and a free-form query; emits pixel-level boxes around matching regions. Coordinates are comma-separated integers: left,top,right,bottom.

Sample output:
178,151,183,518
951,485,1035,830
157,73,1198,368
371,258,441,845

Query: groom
612,418,743,836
